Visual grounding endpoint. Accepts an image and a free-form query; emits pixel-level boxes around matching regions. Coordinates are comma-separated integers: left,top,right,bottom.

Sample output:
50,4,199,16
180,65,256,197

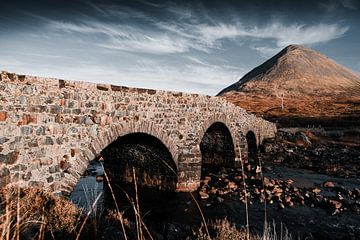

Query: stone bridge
0,71,276,195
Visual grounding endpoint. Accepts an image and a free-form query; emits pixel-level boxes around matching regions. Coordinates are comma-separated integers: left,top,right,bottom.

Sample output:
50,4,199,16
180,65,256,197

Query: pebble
286,179,294,185
353,188,360,198
323,181,335,188
96,175,104,182
329,199,342,209
285,195,292,203
227,181,237,190
312,188,321,194
263,177,273,187
199,191,209,200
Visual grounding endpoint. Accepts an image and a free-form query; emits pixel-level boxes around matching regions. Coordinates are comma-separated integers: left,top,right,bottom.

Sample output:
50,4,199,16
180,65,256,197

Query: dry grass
0,187,80,239
221,92,360,119
195,219,292,240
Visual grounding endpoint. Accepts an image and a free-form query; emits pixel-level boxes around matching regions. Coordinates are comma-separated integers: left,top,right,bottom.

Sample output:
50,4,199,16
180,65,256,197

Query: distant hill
218,45,360,127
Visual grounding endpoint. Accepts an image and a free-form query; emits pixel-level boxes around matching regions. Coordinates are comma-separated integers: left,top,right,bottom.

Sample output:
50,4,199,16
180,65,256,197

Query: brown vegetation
0,187,80,239
219,45,360,123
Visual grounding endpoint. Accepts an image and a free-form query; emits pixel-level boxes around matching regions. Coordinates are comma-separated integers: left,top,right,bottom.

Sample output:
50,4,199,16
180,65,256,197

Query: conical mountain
219,45,360,97
218,45,360,124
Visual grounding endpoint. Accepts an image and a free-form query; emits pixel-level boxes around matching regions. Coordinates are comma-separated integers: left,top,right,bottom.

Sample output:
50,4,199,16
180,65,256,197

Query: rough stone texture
0,71,277,194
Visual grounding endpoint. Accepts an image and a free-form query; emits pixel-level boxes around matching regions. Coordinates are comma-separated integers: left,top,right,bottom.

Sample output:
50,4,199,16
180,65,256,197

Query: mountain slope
218,45,360,125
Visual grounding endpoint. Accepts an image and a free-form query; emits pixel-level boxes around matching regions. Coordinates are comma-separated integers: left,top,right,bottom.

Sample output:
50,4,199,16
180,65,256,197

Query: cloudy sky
0,0,359,95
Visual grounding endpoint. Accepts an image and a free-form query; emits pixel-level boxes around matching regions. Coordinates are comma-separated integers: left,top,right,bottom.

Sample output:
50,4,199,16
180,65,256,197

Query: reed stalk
100,162,128,240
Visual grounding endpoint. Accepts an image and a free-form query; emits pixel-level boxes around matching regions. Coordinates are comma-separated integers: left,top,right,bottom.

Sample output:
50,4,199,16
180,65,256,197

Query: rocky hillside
218,45,360,126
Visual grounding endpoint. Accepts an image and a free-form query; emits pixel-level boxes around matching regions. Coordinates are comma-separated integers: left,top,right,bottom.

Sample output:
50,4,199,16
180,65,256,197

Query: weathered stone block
97,84,108,91
68,127,79,134
21,126,33,135
11,172,22,182
18,114,37,125
0,167,10,187
47,176,54,183
29,181,44,188
49,105,61,114
11,164,27,171
28,138,39,147
72,108,81,115
45,136,54,145
36,126,46,135
49,182,61,192
0,150,19,164
49,165,60,173
60,156,71,172
22,85,36,94
0,137,9,144
39,158,53,166
0,111,7,121
59,79,65,88
23,171,32,180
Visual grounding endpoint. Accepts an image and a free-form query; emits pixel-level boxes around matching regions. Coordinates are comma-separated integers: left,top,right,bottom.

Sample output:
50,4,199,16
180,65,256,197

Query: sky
0,0,359,95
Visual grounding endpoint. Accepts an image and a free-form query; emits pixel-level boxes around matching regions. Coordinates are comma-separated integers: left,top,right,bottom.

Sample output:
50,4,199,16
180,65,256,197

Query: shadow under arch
101,132,178,192
200,121,235,178
97,132,179,221
65,120,180,195
245,130,259,165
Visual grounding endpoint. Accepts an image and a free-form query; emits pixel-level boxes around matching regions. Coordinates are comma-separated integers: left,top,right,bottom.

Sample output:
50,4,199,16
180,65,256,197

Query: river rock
312,188,321,195
209,187,217,195
285,195,292,203
233,175,242,182
329,199,342,209
353,188,360,198
323,181,335,188
286,179,294,185
199,191,209,200
203,176,211,185
263,177,273,187
96,175,104,182
227,181,237,190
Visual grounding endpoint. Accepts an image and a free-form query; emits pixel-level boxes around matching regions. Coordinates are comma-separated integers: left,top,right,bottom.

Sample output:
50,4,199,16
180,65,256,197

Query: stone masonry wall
0,71,277,194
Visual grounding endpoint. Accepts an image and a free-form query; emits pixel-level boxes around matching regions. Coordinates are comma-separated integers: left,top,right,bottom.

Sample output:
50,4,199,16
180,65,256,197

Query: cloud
250,46,282,57
341,0,358,9
49,20,191,54
319,0,358,11
255,22,349,46
157,19,349,55
237,22,349,56
45,3,349,56
195,22,349,48
74,62,241,95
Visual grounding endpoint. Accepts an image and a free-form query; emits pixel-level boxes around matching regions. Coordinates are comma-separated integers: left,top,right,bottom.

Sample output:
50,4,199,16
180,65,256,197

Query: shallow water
70,161,104,212
70,161,360,239
265,165,360,189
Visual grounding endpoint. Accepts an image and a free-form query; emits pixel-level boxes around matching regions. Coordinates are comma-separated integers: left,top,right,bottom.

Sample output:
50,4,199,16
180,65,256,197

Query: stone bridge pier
0,71,277,194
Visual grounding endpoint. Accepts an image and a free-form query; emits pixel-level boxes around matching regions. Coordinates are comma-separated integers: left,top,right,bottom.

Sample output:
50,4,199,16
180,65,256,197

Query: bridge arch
101,132,178,192
245,130,259,165
62,120,179,194
198,114,237,148
200,121,236,168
